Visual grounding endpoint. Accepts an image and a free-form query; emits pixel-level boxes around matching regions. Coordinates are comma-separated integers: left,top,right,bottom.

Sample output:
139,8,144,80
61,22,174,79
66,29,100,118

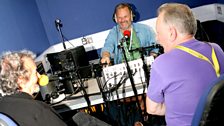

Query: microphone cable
61,34,76,48
102,72,127,93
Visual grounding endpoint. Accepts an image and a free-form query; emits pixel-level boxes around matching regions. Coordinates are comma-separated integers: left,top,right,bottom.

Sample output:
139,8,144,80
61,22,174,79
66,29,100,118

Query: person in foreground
146,3,224,126
0,50,67,126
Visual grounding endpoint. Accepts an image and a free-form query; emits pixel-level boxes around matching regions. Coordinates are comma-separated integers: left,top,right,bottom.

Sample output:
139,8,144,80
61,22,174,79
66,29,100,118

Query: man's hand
101,51,111,65
150,51,158,58
101,57,110,65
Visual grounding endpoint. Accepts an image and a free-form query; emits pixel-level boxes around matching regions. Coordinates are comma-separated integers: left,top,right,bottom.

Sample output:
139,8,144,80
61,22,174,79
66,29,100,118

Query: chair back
192,74,224,126
0,113,18,126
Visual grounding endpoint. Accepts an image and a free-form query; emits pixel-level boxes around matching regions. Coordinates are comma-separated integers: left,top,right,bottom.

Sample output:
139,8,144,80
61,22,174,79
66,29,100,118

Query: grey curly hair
0,50,36,96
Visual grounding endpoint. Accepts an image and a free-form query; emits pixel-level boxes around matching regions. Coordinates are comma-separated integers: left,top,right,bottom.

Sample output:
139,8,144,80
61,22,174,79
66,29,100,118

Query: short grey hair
0,50,36,96
157,3,197,36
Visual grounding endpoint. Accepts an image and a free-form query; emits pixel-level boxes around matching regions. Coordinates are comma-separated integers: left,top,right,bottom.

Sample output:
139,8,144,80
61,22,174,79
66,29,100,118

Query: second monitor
46,45,91,78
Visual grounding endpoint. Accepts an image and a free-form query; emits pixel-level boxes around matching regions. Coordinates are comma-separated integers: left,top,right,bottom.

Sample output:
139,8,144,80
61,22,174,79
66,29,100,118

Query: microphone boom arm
55,19,66,50
118,38,143,122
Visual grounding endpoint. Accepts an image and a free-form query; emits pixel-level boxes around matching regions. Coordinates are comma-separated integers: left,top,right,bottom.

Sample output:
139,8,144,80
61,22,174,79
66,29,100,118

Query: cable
102,72,123,89
103,72,128,93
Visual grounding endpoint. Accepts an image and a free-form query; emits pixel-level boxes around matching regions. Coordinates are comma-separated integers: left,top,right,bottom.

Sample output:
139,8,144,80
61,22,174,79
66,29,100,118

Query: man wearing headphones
100,3,157,126
101,3,156,65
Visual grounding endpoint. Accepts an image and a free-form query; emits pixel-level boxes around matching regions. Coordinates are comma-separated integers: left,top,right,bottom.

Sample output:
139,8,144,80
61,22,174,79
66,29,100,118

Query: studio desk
52,56,154,113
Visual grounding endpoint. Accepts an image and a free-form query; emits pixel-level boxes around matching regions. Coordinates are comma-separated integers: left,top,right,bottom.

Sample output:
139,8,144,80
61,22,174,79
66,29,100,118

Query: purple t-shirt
147,39,224,126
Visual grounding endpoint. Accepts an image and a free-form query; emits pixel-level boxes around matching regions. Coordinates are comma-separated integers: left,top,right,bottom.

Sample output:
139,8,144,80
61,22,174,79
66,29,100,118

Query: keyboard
102,56,154,89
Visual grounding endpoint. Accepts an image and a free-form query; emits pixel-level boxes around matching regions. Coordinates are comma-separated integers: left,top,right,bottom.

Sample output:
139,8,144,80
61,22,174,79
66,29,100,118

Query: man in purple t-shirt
146,3,224,126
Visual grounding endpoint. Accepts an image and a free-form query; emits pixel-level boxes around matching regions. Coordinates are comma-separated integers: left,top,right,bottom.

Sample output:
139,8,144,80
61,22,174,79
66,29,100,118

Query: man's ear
169,26,177,42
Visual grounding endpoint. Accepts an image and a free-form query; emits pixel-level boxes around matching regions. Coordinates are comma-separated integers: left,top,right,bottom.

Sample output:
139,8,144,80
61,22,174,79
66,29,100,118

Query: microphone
38,75,60,101
38,74,49,86
151,44,163,49
55,19,63,31
123,30,131,38
54,18,66,49
122,30,131,41
148,44,164,54
129,44,164,53
118,30,131,48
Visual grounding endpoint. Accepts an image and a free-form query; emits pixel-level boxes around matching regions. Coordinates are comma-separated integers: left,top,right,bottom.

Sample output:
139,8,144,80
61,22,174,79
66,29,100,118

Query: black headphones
112,3,136,23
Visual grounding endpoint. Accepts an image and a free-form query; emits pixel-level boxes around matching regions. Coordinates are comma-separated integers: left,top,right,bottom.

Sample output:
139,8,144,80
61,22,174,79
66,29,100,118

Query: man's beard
119,22,131,31
33,84,40,94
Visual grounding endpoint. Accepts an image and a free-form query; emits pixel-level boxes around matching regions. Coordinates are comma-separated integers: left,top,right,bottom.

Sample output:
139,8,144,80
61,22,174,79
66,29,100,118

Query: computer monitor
46,45,91,78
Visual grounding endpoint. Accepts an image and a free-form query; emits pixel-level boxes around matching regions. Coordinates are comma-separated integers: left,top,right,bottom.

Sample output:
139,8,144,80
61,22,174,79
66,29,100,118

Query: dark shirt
0,92,67,126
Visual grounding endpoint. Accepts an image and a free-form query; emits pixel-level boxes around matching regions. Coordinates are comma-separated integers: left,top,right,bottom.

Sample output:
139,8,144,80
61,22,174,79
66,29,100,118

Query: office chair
195,19,210,42
191,74,224,126
0,113,18,126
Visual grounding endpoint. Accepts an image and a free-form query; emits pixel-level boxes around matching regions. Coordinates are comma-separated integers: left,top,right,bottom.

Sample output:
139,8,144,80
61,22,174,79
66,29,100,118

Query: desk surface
52,78,147,113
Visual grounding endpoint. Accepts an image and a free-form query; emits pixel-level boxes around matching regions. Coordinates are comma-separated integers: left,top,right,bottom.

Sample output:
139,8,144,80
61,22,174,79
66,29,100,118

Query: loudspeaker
112,3,136,23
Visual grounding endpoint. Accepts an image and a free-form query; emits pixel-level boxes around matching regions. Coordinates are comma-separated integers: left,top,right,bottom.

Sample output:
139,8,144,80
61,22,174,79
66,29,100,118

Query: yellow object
101,104,104,112
38,74,49,86
176,45,220,77
91,106,96,112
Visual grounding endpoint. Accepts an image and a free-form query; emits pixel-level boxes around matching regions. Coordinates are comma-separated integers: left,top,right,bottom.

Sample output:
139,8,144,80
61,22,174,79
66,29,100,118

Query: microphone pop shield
38,74,49,86
123,30,131,39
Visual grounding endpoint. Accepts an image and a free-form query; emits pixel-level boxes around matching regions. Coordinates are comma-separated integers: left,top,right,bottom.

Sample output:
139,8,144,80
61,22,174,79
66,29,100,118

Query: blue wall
0,0,219,55
218,0,224,3
0,0,49,55
36,0,216,46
